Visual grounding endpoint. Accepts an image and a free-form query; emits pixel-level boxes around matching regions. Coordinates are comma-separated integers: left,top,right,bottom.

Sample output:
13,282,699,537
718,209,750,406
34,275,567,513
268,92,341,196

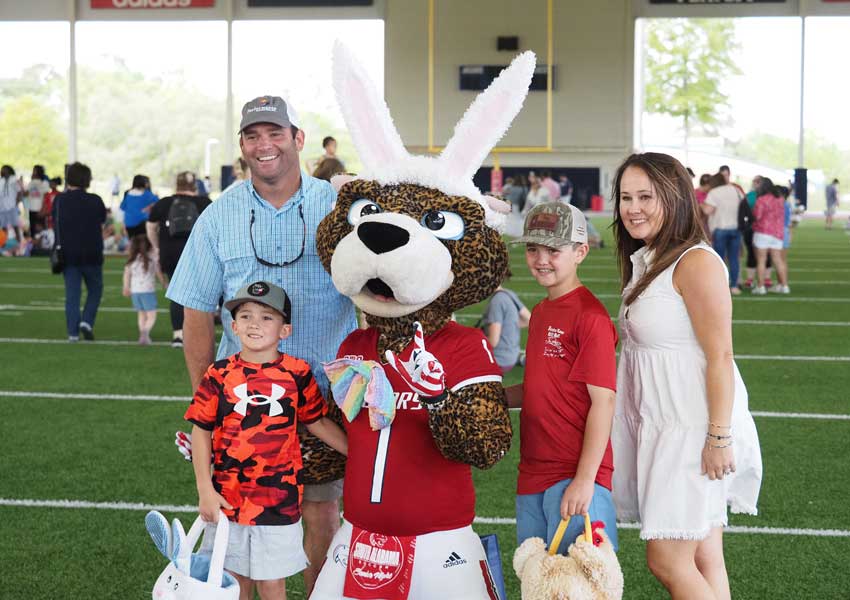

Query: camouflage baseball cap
224,281,291,322
512,202,588,246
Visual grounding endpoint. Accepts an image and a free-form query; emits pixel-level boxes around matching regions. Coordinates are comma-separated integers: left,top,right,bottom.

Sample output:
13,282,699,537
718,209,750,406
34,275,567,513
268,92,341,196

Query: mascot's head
317,43,536,329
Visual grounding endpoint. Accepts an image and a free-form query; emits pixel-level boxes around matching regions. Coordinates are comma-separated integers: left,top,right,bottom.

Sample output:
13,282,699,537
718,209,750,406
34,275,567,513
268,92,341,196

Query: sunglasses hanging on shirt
249,205,306,268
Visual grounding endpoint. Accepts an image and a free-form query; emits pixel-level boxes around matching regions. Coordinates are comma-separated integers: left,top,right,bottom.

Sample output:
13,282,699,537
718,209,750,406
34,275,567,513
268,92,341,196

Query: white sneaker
780,285,790,294
768,284,784,293
751,286,767,295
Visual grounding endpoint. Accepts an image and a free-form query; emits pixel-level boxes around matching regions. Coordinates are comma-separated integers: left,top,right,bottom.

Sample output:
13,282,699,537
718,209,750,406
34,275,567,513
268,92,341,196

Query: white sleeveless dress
612,244,763,540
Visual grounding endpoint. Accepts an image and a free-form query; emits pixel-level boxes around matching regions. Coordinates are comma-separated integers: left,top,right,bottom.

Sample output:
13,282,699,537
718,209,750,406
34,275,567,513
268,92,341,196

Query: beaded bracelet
707,439,733,449
707,433,732,441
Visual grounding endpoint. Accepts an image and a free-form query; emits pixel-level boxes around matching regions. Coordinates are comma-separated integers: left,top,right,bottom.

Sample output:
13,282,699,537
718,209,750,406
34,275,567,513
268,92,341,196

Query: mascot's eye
166,576,172,583
347,198,382,225
421,210,465,240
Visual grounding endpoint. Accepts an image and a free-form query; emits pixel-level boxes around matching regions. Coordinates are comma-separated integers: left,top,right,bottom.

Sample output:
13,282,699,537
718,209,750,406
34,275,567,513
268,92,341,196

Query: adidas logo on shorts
443,551,467,568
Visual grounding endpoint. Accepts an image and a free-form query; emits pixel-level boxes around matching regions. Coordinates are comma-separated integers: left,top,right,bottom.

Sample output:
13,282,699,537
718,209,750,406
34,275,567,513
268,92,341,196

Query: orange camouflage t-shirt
184,352,327,526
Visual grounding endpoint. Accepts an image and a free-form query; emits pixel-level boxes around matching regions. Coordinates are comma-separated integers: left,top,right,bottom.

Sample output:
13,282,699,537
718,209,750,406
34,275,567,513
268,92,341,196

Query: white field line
473,516,850,537
0,283,124,290
507,276,850,286
729,319,850,327
0,498,846,538
0,304,167,314
0,267,127,275
0,390,188,402
0,337,174,347
11,275,850,290
507,254,850,264
0,283,67,289
12,278,850,287
505,406,850,420
558,266,850,273
4,391,849,421
454,313,850,327
3,334,848,360
751,411,850,420
735,354,850,362
510,292,850,303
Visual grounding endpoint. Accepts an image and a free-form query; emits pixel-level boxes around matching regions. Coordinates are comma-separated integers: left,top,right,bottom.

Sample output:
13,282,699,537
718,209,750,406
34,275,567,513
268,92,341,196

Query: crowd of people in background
695,164,796,296
0,149,842,355
502,170,573,214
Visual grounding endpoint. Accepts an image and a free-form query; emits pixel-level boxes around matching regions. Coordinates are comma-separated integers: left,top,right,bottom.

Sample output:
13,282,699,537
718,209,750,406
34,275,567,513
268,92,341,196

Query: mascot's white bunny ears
332,41,537,231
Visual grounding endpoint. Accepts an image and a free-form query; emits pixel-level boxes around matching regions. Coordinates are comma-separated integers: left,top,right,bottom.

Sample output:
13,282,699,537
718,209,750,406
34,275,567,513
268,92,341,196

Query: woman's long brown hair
611,153,709,305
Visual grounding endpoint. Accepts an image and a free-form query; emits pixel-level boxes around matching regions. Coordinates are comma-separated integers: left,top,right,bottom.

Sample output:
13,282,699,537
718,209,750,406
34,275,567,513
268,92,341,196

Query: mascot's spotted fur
306,43,537,600
317,179,511,466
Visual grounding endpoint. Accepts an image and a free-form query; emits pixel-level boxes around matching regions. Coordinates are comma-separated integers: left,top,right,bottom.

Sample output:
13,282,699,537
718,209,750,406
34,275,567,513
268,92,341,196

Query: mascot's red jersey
337,322,502,536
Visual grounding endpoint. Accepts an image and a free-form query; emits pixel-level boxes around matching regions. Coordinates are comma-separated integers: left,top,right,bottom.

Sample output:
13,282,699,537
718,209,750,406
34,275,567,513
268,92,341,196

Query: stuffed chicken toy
513,517,624,600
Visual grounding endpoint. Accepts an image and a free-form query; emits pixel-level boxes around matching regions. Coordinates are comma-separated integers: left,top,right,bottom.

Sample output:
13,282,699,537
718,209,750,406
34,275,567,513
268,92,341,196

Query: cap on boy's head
224,281,292,322
239,96,300,133
513,202,588,247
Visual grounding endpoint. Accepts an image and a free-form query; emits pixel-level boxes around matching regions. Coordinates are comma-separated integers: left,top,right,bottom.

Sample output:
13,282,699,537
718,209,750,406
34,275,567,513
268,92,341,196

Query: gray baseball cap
238,95,300,133
512,202,588,246
224,281,291,322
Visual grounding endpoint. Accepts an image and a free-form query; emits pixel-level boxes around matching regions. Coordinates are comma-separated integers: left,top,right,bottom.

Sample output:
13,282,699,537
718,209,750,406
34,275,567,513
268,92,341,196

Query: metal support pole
224,0,235,179
68,0,77,163
798,16,806,168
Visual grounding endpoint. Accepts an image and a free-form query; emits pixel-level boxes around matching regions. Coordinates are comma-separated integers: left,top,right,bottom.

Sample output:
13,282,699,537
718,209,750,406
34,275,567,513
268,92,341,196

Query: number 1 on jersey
370,425,391,503
481,339,494,363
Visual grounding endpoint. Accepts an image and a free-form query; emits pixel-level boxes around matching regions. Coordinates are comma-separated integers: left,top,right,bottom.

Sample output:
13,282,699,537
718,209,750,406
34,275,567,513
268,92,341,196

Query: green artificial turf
1,219,849,598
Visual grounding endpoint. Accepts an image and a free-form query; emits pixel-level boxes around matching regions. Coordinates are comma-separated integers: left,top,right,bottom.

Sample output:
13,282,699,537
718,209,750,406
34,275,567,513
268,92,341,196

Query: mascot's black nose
357,221,410,254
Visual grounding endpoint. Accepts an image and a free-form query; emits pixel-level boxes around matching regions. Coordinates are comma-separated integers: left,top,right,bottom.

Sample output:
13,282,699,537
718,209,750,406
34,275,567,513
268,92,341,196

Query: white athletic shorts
309,520,501,600
753,232,784,250
200,520,308,581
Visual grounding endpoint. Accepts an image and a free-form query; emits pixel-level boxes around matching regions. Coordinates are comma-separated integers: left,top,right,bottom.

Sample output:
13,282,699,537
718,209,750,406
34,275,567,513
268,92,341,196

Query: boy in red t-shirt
186,280,347,600
506,202,619,553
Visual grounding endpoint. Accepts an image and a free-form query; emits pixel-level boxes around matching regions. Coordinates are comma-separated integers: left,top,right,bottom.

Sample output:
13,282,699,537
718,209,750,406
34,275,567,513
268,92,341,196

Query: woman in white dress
611,153,762,599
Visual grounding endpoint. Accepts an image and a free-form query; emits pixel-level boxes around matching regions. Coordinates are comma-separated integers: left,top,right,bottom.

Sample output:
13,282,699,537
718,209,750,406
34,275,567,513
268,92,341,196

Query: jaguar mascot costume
307,44,537,600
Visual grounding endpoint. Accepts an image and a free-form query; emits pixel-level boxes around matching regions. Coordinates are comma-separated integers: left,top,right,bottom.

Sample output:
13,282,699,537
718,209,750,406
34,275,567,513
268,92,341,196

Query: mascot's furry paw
513,523,623,600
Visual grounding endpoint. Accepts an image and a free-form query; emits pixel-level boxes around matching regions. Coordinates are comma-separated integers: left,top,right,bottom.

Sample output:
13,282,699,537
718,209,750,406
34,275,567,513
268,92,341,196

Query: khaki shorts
303,478,344,503
201,520,308,581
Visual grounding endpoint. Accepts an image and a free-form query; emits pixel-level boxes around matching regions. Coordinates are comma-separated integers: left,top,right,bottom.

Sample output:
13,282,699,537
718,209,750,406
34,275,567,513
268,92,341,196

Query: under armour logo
233,383,285,416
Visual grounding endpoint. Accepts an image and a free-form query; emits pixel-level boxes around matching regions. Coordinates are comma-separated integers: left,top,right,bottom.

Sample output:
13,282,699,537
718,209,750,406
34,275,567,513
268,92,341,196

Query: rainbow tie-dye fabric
323,358,395,430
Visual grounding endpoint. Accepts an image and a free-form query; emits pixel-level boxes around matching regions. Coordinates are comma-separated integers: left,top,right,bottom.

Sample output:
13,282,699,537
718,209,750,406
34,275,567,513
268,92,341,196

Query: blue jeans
516,478,619,554
63,264,103,337
712,228,741,288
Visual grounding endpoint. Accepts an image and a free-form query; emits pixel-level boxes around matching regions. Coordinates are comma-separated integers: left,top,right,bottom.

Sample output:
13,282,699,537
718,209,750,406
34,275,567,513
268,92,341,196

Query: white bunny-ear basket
148,511,239,600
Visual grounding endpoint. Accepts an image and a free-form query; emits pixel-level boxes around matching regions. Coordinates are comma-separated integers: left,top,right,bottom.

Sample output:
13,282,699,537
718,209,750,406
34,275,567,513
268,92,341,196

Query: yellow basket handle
547,513,593,556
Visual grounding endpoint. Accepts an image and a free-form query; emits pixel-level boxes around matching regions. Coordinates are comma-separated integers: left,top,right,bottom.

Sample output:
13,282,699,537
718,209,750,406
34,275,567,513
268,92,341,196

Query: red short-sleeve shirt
518,286,618,494
338,322,503,536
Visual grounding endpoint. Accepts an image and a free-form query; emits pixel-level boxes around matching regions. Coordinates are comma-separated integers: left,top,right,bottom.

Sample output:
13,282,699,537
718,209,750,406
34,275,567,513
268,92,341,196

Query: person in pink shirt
751,177,789,294
694,173,711,236
541,170,563,201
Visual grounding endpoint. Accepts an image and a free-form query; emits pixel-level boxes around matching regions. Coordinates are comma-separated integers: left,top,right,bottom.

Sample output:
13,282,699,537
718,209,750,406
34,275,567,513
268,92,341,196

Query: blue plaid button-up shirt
166,173,357,395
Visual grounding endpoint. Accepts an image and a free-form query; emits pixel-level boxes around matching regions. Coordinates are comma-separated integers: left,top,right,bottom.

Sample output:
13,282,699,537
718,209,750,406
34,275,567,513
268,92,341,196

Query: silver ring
723,468,732,475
